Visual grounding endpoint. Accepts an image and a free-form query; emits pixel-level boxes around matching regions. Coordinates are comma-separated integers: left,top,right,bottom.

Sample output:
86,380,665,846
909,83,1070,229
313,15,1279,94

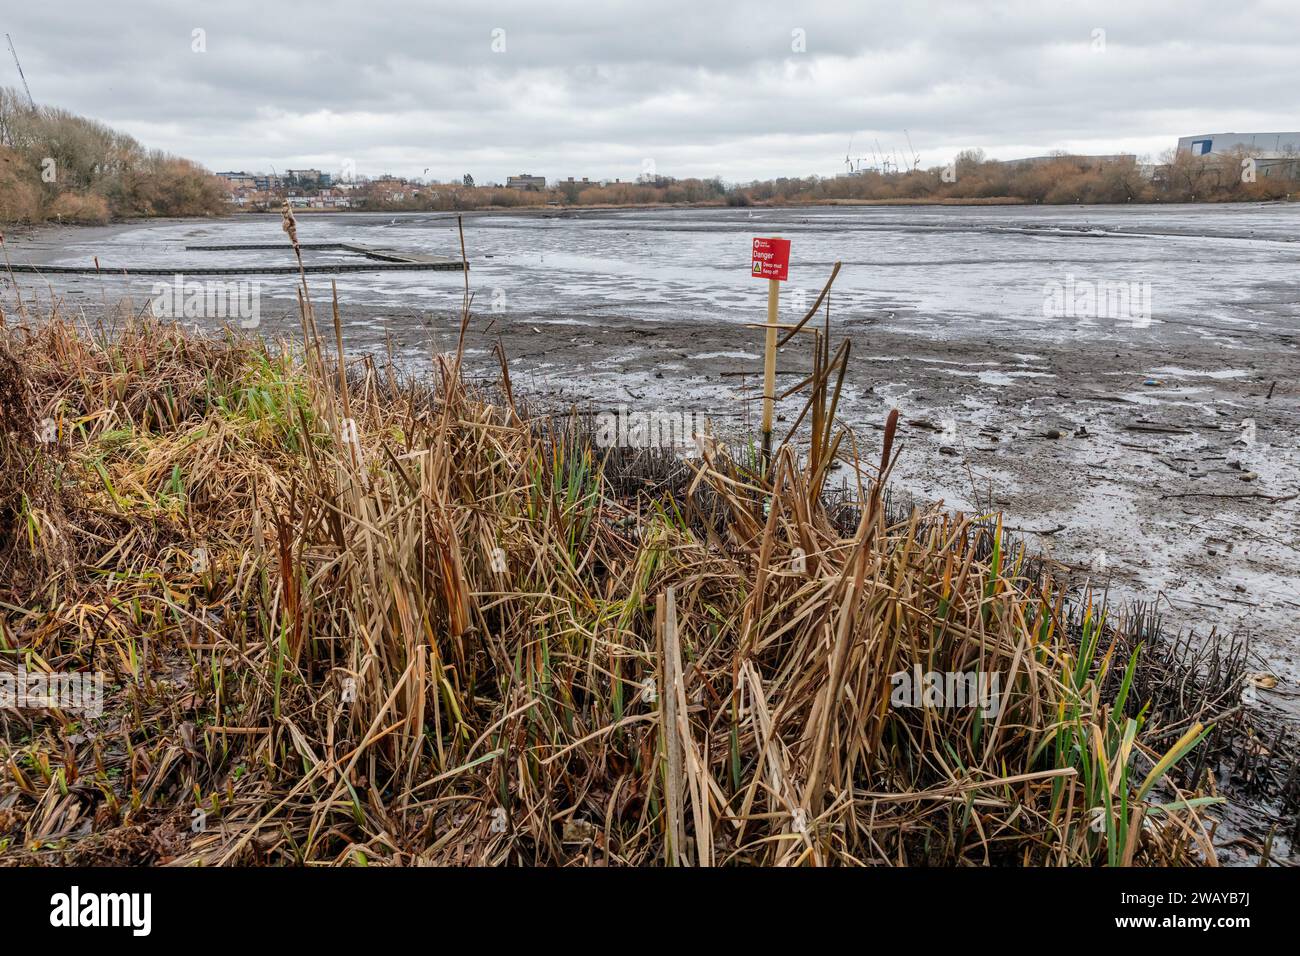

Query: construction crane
904,129,921,171
875,140,894,175
844,135,856,175
5,34,34,107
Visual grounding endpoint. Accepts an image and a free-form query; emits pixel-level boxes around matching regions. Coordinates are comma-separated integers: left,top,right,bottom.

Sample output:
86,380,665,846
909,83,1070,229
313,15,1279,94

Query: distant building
1175,132,1300,180
297,189,352,209
286,168,331,187
1177,132,1300,156
506,174,547,190
1254,157,1300,179
996,154,1136,167
216,170,257,189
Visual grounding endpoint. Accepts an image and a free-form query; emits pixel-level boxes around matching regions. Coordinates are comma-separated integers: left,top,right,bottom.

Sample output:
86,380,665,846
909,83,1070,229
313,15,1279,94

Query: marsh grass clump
0,333,70,593
0,291,1252,867
0,337,37,550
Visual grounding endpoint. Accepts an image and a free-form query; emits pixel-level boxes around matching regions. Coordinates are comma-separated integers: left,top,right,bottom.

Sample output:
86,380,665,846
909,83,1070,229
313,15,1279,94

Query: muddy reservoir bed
6,203,1299,711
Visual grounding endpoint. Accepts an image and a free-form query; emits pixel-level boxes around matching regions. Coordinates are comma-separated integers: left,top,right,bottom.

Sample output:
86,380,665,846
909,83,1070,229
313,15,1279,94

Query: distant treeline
352,176,730,212
0,87,227,225
355,148,1293,214
727,149,1295,206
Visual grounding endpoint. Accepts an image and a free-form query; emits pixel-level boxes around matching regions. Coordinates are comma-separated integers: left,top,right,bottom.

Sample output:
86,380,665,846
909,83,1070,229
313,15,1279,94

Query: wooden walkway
6,242,467,276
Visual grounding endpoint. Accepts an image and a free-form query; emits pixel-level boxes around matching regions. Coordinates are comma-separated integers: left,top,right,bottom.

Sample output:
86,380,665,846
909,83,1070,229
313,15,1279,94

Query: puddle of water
1148,366,1251,379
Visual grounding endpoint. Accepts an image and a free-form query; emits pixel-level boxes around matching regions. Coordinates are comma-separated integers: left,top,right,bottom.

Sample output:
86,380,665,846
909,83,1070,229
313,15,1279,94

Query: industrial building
1176,132,1300,156
1175,131,1300,180
999,153,1136,168
506,174,548,190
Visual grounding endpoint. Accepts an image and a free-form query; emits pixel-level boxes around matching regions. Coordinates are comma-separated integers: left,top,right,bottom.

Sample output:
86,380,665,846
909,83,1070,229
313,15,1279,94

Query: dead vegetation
0,242,1277,866
0,85,226,225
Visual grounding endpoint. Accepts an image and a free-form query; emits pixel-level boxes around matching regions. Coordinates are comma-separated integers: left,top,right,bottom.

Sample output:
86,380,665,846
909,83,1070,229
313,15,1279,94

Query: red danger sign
751,237,791,281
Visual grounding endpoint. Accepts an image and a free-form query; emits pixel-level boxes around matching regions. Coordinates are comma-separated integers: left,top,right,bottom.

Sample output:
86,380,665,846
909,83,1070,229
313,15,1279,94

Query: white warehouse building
1176,132,1300,156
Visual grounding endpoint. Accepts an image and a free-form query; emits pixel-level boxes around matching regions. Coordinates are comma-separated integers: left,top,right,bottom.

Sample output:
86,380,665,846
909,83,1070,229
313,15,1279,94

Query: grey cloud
5,0,1297,183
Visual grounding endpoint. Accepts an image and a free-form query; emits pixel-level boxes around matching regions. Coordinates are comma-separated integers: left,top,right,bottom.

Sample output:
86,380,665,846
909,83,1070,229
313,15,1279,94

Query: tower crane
5,34,34,107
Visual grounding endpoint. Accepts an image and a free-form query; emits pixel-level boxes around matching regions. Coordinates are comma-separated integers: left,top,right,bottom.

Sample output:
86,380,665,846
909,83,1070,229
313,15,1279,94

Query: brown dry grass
0,257,1238,867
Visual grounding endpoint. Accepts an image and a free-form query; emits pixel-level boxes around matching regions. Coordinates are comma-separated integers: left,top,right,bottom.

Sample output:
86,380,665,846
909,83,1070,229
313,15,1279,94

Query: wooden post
761,276,779,476
657,589,685,866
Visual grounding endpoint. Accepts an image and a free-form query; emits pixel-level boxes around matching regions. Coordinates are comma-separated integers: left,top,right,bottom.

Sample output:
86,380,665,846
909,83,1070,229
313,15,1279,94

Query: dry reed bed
0,293,1235,866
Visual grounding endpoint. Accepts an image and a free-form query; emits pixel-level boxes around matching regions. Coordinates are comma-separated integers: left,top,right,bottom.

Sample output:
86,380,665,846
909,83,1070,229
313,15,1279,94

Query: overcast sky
5,1,1298,183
